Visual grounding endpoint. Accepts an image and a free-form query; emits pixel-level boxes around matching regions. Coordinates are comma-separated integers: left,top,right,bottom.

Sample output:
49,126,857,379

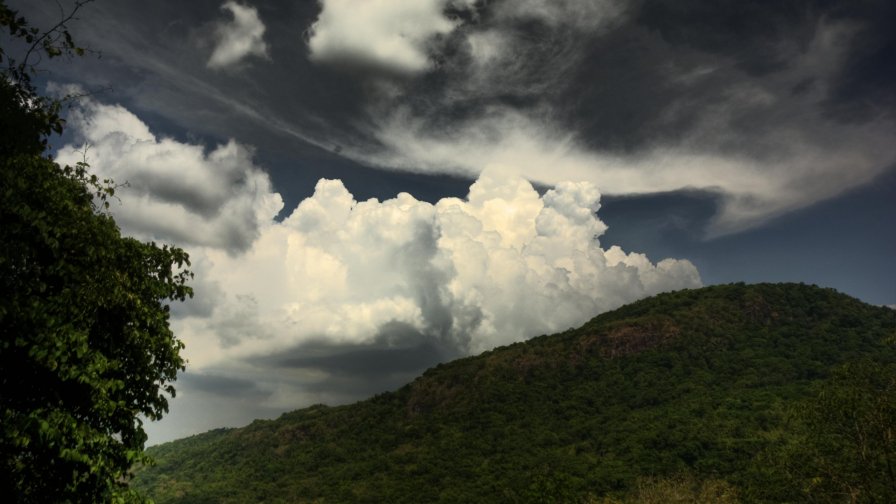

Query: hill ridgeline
135,283,896,503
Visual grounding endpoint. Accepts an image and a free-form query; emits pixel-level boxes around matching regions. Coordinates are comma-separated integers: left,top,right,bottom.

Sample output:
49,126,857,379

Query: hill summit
136,283,895,503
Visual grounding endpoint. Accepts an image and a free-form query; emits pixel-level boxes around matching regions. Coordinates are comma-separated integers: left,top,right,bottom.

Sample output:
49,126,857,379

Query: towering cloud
58,97,700,362
172,166,701,366
207,1,269,69
56,99,701,440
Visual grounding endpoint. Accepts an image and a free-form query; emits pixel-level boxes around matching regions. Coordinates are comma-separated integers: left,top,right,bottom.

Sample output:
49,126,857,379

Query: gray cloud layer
322,0,896,234
18,0,895,236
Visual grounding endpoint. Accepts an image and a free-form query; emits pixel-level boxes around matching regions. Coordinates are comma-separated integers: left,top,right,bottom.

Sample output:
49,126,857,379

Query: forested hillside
135,283,896,503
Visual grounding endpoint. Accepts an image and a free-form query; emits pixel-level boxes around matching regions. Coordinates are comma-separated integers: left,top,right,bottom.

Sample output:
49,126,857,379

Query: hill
134,283,895,503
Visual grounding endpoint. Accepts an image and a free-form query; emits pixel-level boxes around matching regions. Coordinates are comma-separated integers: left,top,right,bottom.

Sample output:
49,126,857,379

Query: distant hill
134,283,895,503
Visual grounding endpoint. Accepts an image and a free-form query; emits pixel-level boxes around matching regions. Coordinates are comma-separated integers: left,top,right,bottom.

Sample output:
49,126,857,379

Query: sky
7,0,894,444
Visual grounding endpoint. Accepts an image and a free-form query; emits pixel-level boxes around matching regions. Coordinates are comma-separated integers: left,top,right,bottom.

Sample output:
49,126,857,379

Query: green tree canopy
756,360,896,503
1,1,192,501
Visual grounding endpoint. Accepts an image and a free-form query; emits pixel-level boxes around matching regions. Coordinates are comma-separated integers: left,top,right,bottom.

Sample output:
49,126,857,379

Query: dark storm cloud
257,322,459,378
271,342,441,377
147,322,460,443
339,0,894,234
180,372,269,399
16,0,895,231
146,324,459,443
820,2,896,122
397,0,896,153
17,0,895,156
249,321,461,397
555,26,692,152
634,0,896,123
636,0,818,76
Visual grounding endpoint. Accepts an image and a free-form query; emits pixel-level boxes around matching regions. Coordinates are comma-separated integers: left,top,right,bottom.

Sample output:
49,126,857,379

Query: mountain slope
135,283,895,503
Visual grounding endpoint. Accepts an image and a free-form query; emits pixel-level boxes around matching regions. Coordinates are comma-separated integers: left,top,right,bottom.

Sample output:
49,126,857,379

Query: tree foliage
134,283,895,503
754,360,896,503
0,0,91,157
1,2,192,501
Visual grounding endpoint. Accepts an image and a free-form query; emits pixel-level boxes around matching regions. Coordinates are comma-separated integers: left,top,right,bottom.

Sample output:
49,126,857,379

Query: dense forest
134,283,895,503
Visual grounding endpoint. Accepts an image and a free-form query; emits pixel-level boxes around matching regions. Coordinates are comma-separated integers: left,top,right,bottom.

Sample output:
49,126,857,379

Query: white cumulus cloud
56,99,701,442
171,165,701,369
55,97,700,365
207,1,269,69
55,99,283,251
306,0,466,74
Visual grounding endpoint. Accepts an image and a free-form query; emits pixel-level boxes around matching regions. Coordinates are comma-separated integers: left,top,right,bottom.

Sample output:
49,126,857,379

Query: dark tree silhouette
1,2,192,501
